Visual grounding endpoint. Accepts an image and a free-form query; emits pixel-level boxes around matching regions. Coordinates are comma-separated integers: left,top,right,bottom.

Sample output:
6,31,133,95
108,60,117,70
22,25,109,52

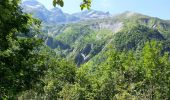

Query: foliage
69,41,170,99
18,55,77,100
0,0,47,99
53,0,92,10
1,1,170,100
43,12,170,65
18,41,170,100
113,24,164,51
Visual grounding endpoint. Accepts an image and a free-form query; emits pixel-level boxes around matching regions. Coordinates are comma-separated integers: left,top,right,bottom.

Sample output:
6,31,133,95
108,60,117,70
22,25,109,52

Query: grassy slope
42,12,170,65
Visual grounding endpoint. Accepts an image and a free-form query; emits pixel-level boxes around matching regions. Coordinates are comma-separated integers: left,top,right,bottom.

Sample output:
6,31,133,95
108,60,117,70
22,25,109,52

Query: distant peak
124,11,136,17
22,0,46,9
22,0,41,5
50,7,62,11
82,9,109,14
113,11,146,18
50,7,63,14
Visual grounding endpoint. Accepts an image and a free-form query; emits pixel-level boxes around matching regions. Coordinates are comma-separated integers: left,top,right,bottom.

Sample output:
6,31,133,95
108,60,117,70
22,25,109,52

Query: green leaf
53,0,57,7
53,0,64,7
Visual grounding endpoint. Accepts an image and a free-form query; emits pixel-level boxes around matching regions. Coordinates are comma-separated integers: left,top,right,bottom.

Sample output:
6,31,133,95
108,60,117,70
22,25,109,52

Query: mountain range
22,0,110,24
22,0,170,65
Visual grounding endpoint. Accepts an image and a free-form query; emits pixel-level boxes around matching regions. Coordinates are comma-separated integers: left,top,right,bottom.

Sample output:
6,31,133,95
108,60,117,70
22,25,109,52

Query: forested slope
18,11,170,100
42,12,170,65
1,0,170,99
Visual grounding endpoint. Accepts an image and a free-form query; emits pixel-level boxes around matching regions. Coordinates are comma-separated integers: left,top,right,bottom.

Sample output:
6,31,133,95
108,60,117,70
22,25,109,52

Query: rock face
45,37,70,49
48,8,67,23
89,21,123,33
21,0,68,23
72,9,110,20
21,0,110,24
22,0,50,22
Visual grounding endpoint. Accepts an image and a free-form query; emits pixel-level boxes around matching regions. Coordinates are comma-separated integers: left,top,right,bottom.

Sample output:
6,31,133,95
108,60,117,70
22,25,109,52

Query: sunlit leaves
80,0,92,10
53,0,64,7
53,0,91,10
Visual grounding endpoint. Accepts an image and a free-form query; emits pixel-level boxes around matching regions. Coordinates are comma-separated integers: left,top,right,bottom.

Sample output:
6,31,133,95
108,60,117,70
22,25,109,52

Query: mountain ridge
41,11,170,65
21,0,170,65
21,0,111,24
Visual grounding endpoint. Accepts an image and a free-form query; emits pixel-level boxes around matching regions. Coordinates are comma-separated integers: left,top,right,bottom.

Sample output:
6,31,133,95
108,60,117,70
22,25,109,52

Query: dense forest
0,0,170,100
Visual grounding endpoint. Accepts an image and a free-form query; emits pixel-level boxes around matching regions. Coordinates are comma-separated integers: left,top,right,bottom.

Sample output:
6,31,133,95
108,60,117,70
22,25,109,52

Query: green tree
0,0,92,99
18,55,77,100
63,41,170,100
0,0,47,99
139,41,170,99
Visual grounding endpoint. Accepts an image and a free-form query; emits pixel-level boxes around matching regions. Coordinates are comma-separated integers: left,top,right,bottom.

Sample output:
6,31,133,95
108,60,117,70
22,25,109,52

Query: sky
35,0,170,19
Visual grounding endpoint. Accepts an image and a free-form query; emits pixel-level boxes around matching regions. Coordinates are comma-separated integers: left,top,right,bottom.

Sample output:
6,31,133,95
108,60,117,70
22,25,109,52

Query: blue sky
36,0,170,19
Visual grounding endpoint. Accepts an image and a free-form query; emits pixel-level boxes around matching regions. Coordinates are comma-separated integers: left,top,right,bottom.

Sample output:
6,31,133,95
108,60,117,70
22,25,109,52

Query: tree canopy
0,0,47,99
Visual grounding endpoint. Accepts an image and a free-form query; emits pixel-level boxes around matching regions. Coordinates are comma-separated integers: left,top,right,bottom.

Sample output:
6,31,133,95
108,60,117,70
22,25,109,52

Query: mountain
21,0,110,24
21,0,79,23
21,0,170,65
13,1,170,99
72,9,110,20
22,0,50,22
42,11,170,65
48,8,67,23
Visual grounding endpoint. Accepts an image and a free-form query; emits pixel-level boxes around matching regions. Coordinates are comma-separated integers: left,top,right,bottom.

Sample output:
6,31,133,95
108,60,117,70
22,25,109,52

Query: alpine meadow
0,0,170,99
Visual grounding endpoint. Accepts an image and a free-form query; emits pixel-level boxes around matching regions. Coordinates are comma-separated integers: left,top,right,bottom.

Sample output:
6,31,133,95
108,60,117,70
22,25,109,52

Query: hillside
21,1,170,65
40,11,170,65
2,0,170,99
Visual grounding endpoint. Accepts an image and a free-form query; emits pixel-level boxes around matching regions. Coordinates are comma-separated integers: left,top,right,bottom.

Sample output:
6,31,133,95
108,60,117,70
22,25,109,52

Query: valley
1,0,170,99
22,0,170,65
